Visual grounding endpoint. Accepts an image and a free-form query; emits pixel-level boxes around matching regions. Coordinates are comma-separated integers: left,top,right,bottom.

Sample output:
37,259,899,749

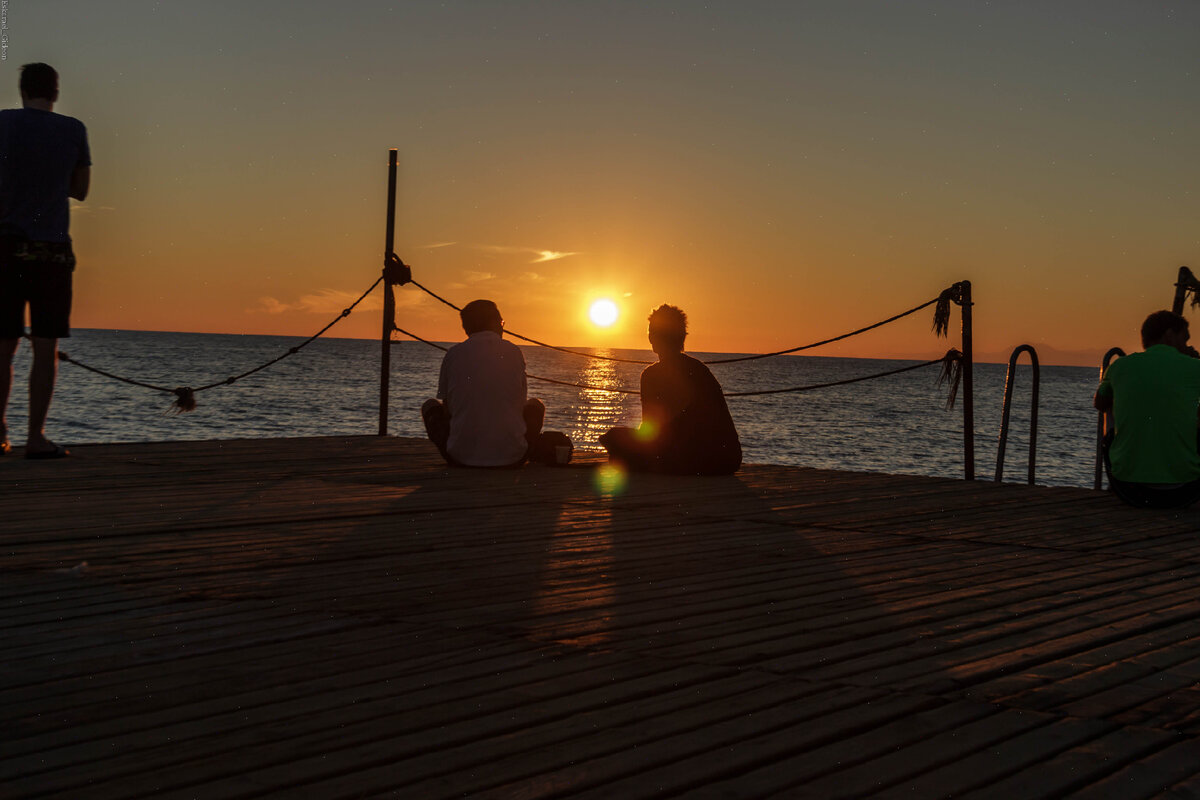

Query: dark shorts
0,238,75,339
1102,438,1200,509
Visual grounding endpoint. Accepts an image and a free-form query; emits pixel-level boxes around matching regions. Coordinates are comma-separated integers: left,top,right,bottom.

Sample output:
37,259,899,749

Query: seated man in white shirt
421,299,544,467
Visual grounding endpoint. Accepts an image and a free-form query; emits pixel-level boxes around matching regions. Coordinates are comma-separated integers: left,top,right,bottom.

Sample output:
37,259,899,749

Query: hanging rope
408,279,654,364
723,351,957,398
406,278,957,366
57,276,383,412
393,327,641,394
706,298,941,364
393,327,961,402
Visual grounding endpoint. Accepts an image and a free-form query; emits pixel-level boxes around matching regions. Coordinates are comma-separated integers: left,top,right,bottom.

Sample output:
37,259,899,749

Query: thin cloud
462,270,496,284
471,243,580,264
250,288,385,315
420,241,457,249
531,250,578,263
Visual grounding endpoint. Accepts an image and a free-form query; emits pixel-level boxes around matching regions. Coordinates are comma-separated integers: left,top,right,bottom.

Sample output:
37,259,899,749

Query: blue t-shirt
0,107,90,243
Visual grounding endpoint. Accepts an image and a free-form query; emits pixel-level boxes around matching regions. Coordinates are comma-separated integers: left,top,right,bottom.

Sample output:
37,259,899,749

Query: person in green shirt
1094,310,1200,508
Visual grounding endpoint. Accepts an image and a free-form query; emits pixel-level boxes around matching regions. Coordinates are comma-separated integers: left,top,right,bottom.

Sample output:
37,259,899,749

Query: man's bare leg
0,337,16,450
27,335,60,453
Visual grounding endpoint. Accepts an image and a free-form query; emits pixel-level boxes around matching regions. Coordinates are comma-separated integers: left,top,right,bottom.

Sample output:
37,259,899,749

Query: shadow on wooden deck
4,435,1200,798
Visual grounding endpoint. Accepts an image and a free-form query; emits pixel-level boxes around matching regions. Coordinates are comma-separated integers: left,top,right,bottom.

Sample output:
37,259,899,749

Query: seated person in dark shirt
600,304,741,475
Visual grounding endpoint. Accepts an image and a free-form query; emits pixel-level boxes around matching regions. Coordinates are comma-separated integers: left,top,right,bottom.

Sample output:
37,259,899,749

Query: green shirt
1097,344,1200,484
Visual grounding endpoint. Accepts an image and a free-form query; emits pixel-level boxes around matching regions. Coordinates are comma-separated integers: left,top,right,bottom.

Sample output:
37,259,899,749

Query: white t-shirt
438,331,529,466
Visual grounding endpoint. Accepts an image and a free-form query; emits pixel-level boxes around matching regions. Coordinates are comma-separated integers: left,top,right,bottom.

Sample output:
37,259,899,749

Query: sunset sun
588,298,619,328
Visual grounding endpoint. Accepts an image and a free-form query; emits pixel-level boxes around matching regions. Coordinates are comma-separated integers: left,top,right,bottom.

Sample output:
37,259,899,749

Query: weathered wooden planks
4,435,1200,798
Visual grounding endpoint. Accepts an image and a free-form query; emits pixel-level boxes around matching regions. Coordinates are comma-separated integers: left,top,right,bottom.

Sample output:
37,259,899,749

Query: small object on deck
531,431,573,466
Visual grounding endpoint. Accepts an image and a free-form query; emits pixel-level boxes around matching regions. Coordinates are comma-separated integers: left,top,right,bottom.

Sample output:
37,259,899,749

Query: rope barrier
56,276,383,412
391,327,962,402
393,327,641,394
52,261,965,414
706,299,940,364
409,279,654,364
723,353,953,397
406,278,954,366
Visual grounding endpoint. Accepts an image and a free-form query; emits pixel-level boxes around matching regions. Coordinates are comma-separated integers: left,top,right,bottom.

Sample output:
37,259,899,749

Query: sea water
5,329,1101,488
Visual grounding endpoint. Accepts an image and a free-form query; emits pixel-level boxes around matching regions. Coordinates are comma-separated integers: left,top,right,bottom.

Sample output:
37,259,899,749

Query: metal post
960,280,974,480
995,345,1039,485
1094,347,1125,490
379,148,398,436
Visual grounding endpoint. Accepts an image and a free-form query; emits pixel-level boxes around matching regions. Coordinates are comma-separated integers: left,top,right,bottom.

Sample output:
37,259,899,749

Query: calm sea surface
6,329,1102,488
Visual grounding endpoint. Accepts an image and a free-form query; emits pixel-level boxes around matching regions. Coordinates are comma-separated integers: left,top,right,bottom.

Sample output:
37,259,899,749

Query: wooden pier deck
5,435,1200,798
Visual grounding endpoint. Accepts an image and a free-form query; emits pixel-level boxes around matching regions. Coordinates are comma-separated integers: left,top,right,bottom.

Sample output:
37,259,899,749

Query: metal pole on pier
379,148,398,436
960,280,975,480
994,344,1039,485
1094,347,1125,490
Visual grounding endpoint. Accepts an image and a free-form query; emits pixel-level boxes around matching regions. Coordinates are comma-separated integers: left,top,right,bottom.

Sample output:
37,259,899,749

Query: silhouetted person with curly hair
601,304,741,475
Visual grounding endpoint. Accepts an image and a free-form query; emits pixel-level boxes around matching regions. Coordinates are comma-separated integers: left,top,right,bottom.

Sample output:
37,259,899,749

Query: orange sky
17,1,1200,365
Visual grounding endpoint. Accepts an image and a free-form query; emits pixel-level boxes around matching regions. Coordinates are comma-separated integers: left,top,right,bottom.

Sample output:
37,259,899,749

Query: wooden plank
872,717,1117,798
7,436,1200,797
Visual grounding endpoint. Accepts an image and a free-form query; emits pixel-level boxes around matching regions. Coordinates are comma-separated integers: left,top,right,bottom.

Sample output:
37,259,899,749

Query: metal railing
994,345,1039,484
1093,347,1125,490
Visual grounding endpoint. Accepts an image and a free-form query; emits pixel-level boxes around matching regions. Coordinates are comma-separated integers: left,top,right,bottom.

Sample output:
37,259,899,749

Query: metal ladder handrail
995,345,1040,484
1093,347,1125,490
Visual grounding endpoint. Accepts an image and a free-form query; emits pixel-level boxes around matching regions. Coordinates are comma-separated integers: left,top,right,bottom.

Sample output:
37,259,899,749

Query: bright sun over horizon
22,2,1200,365
588,299,619,328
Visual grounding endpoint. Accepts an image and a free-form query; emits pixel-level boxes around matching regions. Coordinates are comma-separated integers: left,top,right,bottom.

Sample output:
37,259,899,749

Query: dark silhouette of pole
960,281,974,480
1094,347,1125,490
379,149,398,436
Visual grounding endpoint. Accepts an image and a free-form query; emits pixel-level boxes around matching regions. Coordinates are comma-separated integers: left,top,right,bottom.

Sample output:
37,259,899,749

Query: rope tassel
1181,267,1200,308
938,348,964,409
932,292,952,337
171,387,197,413
932,282,971,338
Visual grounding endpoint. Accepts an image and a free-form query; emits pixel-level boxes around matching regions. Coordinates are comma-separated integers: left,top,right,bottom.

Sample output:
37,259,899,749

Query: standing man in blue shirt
0,63,90,459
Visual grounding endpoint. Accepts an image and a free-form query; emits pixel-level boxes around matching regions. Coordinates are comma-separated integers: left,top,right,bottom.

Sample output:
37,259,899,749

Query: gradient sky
13,1,1200,364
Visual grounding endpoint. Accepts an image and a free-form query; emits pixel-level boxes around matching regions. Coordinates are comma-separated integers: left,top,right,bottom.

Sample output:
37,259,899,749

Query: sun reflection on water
567,352,636,449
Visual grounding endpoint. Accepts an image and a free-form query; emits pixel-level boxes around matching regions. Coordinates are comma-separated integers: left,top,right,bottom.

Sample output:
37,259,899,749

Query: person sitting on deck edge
422,299,547,468
600,304,742,476
1094,309,1200,508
